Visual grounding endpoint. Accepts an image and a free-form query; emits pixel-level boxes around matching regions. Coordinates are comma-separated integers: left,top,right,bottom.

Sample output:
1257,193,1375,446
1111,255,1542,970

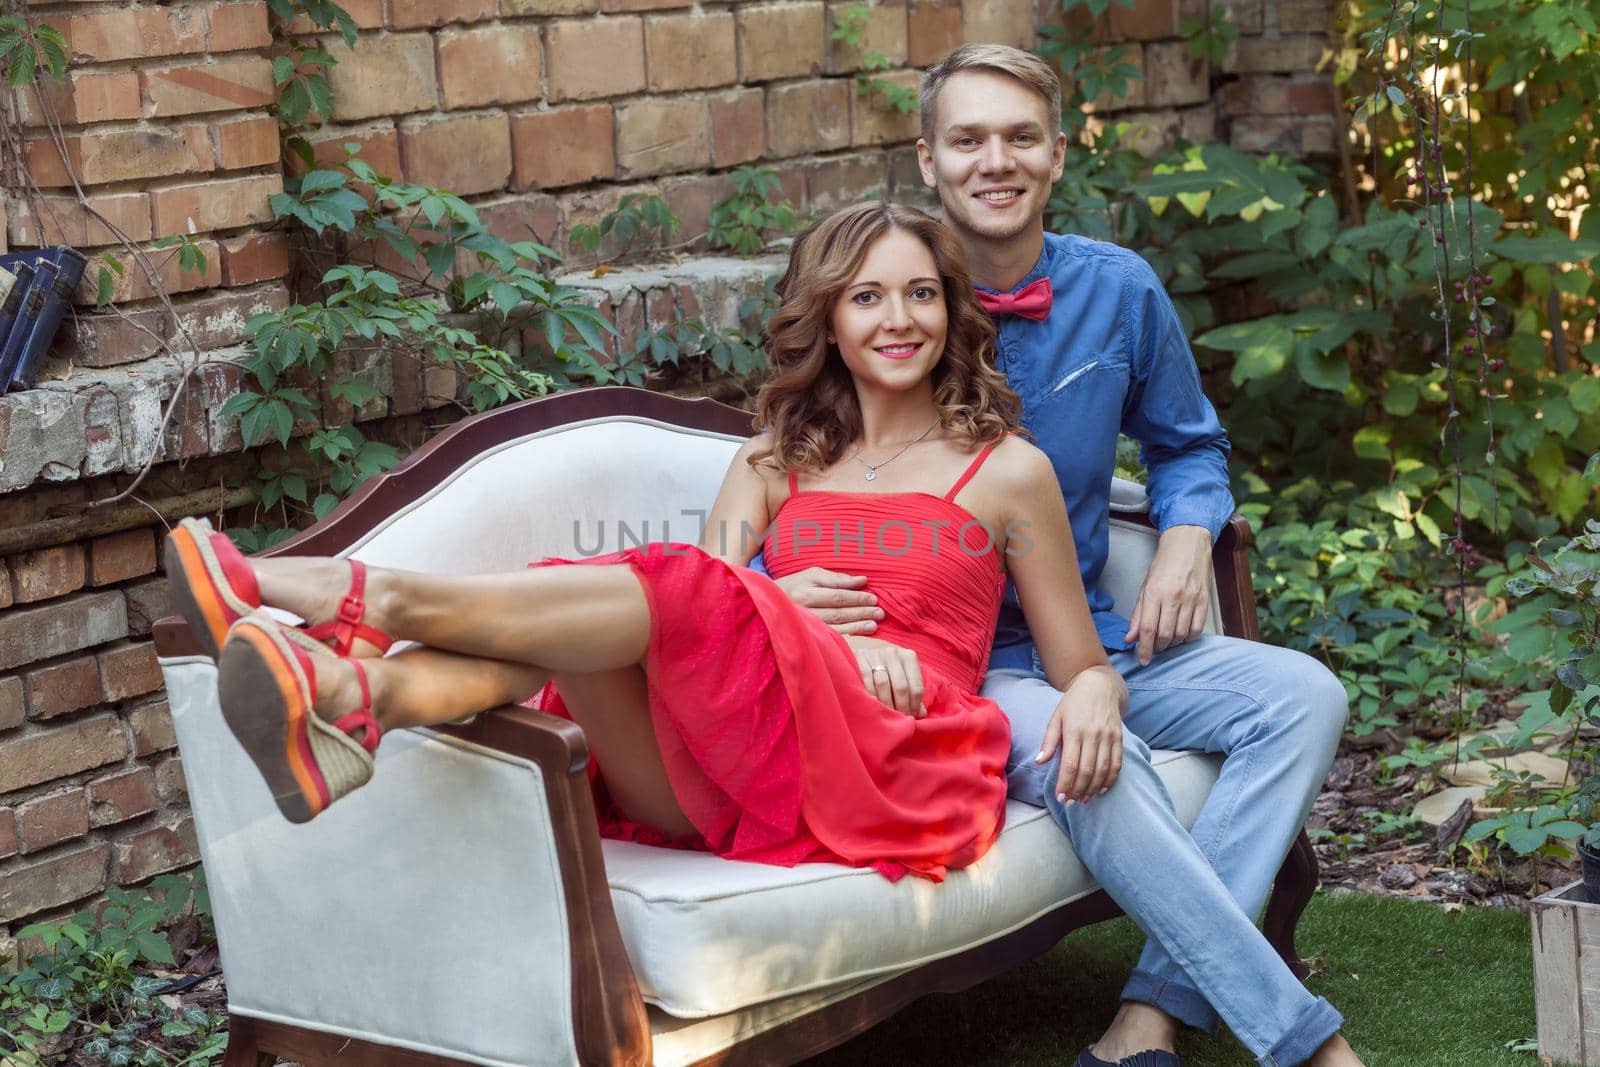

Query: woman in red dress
165,202,1127,882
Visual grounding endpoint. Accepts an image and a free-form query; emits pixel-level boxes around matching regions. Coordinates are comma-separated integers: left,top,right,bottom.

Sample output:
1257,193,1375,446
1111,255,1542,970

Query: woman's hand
1035,666,1127,802
776,567,883,635
843,635,926,718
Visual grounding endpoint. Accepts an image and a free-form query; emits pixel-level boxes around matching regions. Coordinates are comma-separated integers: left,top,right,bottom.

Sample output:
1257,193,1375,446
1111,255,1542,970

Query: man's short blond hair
918,44,1062,144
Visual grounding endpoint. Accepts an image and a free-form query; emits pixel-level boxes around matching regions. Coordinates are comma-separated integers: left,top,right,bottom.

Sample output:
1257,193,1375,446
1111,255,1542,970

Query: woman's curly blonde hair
751,202,1022,473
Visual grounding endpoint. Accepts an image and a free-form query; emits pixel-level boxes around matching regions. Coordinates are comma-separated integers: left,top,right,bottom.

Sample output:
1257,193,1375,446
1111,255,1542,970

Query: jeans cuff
1121,969,1220,1035
1260,996,1343,1067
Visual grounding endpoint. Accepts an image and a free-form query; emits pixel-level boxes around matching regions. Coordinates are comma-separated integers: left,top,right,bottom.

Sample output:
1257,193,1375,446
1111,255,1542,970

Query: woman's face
828,227,948,395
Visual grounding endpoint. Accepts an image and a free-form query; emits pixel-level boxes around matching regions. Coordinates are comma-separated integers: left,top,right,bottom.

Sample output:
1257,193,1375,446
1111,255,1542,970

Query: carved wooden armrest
436,707,650,1065
1212,514,1259,641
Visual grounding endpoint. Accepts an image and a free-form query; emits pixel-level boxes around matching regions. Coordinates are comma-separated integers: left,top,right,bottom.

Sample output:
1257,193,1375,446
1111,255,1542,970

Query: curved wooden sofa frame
152,386,1317,1067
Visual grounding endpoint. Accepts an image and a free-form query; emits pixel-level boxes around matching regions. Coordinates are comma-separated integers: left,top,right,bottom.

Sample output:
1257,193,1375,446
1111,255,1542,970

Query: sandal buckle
336,595,365,625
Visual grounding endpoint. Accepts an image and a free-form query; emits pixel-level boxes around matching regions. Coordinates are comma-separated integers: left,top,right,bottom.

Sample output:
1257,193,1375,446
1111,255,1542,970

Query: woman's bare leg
254,559,651,670
309,648,694,837
319,645,546,732
251,556,698,833
549,667,693,836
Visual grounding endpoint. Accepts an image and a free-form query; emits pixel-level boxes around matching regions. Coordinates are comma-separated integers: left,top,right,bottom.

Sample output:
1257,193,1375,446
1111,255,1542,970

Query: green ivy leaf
7,41,35,87
239,403,271,447
422,242,457,279
1293,341,1350,393
95,265,115,307
307,73,336,120
491,282,522,315
277,76,311,125
1372,486,1410,521
1569,376,1600,415
267,399,295,446
299,169,347,196
132,931,175,965
1381,380,1419,416
1494,233,1600,264
1501,821,1551,855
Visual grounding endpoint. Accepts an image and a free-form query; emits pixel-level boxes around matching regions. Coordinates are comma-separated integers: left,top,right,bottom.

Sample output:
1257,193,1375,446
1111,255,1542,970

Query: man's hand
1036,666,1126,801
1123,524,1212,666
775,567,884,635
843,635,925,718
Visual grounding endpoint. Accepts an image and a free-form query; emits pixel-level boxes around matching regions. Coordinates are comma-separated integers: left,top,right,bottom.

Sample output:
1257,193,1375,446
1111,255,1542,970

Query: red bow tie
976,277,1053,321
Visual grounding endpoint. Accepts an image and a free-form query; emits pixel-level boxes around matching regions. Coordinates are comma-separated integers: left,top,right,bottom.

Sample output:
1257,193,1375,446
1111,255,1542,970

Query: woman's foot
217,612,382,823
164,517,394,659
254,555,396,657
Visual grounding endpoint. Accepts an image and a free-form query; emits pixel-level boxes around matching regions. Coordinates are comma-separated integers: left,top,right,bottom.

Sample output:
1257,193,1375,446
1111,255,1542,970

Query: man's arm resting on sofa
1118,255,1235,662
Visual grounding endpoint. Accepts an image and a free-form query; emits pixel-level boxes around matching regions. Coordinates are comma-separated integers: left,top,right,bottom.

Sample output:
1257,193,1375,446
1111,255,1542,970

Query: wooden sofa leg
1262,829,1319,981
222,1014,274,1067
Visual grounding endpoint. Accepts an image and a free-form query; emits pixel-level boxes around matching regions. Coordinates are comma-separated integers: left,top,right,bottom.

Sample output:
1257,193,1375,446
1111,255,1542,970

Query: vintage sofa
153,386,1316,1067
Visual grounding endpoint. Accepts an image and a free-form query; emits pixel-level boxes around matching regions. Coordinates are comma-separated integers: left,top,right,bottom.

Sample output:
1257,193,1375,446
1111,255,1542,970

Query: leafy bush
1244,478,1472,739
1,872,221,1066
223,147,624,543
1466,516,1600,856
613,277,779,391
569,193,680,261
707,167,799,256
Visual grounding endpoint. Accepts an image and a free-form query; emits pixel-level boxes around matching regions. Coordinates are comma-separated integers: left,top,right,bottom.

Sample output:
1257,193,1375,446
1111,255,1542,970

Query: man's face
917,69,1066,248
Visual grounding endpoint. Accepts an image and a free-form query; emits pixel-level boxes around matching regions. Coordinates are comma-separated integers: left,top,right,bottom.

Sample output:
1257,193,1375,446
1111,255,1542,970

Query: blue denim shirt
986,232,1233,668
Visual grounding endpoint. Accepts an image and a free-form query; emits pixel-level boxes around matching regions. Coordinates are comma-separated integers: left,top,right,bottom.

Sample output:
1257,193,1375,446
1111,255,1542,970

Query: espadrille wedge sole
218,615,379,823
164,517,261,659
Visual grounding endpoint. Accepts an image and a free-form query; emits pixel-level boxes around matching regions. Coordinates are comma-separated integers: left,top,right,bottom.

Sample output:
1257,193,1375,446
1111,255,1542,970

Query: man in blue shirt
773,44,1359,1067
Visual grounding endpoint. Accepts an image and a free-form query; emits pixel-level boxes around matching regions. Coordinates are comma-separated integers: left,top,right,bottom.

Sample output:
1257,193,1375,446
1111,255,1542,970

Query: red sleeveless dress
535,445,1011,882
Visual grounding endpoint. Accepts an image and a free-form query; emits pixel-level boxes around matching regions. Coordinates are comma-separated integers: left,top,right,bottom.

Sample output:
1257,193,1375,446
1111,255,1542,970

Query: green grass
813,891,1537,1066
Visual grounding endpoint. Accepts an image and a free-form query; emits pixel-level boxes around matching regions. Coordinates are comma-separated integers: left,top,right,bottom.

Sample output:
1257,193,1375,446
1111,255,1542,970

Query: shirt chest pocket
1040,354,1128,403
1046,360,1100,395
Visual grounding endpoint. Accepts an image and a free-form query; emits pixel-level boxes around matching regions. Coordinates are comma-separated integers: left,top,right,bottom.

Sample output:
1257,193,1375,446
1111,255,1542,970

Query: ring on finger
870,665,888,675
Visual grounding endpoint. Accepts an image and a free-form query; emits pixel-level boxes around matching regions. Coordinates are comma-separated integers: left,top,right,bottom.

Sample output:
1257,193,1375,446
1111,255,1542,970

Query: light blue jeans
981,634,1348,1067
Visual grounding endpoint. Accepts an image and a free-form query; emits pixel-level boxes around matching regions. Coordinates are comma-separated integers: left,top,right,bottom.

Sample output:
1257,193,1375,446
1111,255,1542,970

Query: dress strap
786,469,799,496
943,443,998,502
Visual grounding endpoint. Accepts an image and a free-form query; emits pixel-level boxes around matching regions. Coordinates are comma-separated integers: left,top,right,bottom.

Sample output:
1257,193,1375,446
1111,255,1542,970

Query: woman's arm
698,436,777,566
999,440,1130,803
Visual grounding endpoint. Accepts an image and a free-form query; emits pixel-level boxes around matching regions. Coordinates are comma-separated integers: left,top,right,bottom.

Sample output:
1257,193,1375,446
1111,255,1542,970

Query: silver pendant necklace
850,417,941,481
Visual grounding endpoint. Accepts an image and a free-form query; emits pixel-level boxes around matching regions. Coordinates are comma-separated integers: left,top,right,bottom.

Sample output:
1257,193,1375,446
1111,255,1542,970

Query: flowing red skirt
531,544,1009,882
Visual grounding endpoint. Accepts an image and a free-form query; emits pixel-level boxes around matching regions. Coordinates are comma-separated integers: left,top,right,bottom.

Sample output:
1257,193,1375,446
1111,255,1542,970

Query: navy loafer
1075,1048,1183,1067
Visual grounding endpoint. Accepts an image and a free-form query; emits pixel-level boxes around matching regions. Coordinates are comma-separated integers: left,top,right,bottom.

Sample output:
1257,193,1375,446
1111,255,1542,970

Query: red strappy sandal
218,612,382,823
165,518,394,659
164,517,263,660
303,559,395,657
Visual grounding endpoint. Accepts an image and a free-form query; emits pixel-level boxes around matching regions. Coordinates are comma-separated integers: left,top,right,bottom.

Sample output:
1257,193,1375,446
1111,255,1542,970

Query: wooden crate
1534,880,1600,1065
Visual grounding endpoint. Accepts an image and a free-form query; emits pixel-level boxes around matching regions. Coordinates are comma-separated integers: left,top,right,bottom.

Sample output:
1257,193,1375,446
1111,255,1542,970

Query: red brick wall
12,1,288,368
0,523,191,937
1064,0,1335,154
0,0,287,945
289,0,1041,257
0,0,1334,940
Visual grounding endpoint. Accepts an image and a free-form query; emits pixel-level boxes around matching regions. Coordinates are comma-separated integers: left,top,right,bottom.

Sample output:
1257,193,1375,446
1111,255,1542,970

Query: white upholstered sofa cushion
608,749,1221,1019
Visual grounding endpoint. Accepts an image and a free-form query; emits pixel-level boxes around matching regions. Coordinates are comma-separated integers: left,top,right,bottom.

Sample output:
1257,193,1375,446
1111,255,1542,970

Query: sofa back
335,414,1222,634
